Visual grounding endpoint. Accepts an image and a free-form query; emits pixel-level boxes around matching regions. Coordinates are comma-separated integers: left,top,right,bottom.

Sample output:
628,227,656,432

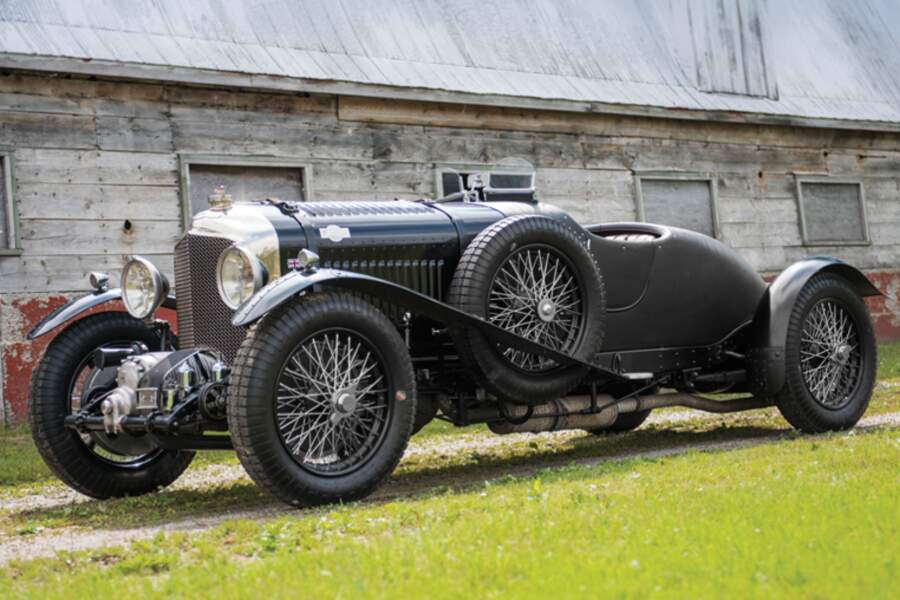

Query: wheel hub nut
331,388,359,422
537,299,556,322
833,344,852,364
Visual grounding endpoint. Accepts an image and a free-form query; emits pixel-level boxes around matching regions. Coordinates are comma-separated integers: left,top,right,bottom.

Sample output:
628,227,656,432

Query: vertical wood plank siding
0,73,899,295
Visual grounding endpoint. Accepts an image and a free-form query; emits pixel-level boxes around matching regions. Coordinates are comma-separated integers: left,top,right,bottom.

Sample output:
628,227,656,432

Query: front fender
232,269,623,378
27,290,177,340
749,257,881,396
27,289,124,340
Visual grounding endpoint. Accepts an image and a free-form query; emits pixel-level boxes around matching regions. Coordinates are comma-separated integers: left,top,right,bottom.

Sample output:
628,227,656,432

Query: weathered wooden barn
1,0,899,424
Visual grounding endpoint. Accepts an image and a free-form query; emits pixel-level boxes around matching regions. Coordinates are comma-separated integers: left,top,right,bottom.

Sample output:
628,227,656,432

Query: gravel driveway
1,410,898,565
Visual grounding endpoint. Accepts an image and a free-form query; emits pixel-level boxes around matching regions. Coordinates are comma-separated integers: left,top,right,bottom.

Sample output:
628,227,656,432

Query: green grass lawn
879,339,900,379
0,342,898,597
2,426,898,598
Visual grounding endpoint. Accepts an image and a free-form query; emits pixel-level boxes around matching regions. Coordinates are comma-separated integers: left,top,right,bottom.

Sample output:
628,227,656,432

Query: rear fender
27,290,177,340
748,257,880,396
232,268,622,378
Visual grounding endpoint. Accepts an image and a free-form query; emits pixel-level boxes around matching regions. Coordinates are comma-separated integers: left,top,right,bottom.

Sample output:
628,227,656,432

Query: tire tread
775,273,876,433
228,293,415,507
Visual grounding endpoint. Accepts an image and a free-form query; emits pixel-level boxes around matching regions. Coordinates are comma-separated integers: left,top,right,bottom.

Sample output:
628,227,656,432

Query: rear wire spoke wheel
29,312,194,499
449,215,606,405
799,300,862,410
229,293,416,507
276,329,391,476
776,273,876,433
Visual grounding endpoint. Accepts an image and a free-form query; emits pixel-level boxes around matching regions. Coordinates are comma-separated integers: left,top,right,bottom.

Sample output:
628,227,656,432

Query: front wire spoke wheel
799,299,862,410
275,329,391,476
228,293,415,507
488,245,584,372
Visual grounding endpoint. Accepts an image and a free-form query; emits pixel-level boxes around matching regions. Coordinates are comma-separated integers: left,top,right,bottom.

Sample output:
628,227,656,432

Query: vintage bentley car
28,169,879,507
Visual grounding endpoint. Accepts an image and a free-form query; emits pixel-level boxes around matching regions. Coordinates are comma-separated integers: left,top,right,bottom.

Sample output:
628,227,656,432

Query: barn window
796,178,869,245
179,155,311,228
636,175,719,237
0,151,21,255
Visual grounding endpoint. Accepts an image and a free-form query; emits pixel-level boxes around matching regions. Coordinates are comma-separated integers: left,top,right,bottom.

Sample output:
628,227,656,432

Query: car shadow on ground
3,422,793,534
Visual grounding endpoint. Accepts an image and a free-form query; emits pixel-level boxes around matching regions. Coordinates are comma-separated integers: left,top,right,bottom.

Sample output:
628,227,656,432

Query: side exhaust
489,393,771,434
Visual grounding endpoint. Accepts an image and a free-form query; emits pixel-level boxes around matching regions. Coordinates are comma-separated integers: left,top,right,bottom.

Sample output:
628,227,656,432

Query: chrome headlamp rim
121,256,169,319
216,245,267,310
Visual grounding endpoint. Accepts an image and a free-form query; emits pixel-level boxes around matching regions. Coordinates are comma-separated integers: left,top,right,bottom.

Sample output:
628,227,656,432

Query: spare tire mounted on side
448,215,606,405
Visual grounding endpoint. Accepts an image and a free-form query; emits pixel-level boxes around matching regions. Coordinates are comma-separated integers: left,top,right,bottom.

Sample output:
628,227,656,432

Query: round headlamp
217,246,267,309
121,256,169,319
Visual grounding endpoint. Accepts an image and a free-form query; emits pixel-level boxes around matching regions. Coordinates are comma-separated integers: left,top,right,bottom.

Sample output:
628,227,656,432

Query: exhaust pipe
489,392,770,435
489,395,619,434
618,393,770,414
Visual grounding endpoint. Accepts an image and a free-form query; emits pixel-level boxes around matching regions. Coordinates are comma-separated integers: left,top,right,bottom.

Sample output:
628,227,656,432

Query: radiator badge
319,224,351,243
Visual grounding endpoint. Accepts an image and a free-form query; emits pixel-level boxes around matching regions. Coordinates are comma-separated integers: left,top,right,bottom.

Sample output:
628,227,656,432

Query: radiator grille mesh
320,258,444,299
174,234,246,362
320,257,445,322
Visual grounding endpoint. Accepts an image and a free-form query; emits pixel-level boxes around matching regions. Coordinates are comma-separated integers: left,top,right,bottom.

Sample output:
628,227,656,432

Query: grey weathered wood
0,91,95,116
0,72,897,296
869,221,900,245
171,119,376,161
717,197,797,224
167,94,336,127
311,160,433,196
15,183,179,220
14,149,178,186
827,152,900,177
720,221,803,249
0,110,96,149
0,253,174,294
96,116,173,153
18,219,181,256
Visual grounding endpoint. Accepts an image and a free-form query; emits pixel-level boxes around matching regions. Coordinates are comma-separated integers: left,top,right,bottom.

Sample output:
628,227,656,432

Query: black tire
587,409,652,435
228,293,416,507
448,215,606,404
775,273,876,433
28,312,194,499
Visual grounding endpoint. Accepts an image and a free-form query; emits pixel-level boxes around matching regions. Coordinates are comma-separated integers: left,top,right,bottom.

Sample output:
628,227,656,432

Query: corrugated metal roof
1,0,899,129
